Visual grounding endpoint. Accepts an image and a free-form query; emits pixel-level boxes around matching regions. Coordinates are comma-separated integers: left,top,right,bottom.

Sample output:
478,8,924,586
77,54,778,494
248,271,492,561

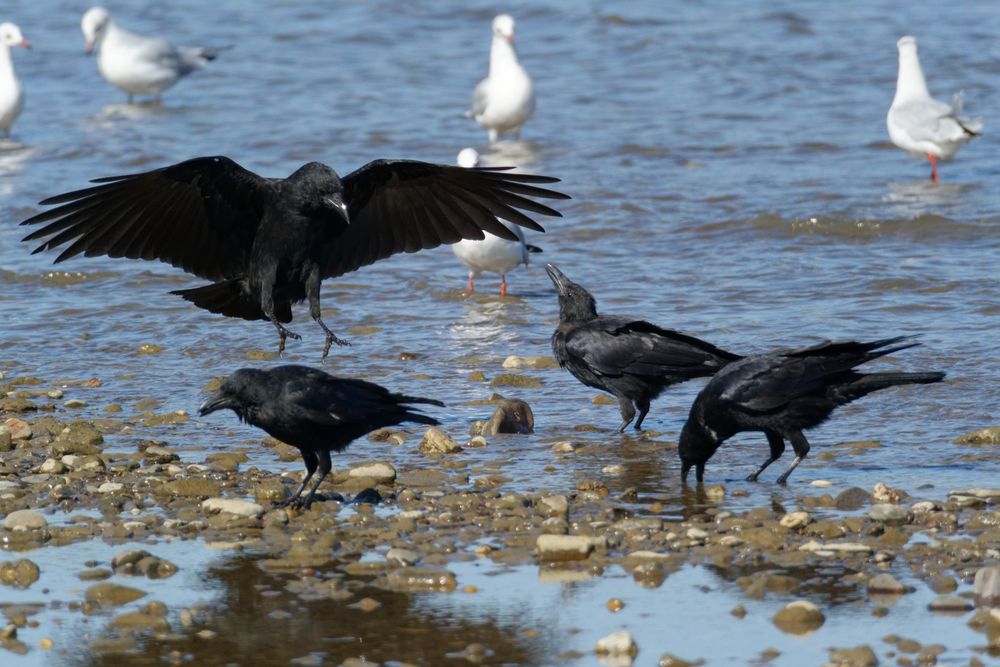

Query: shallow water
1,0,998,665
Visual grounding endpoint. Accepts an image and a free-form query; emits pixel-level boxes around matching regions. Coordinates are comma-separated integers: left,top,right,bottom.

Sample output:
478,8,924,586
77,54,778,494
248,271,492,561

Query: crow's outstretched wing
21,156,272,281
323,159,568,279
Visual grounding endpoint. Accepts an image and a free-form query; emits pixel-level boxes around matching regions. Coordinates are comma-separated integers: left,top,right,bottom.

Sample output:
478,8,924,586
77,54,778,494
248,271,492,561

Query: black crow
21,156,569,356
679,336,945,484
544,264,741,432
199,365,443,509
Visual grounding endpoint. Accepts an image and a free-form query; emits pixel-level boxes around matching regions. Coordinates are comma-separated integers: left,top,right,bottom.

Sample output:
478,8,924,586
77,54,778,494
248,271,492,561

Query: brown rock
772,600,825,634
828,645,878,667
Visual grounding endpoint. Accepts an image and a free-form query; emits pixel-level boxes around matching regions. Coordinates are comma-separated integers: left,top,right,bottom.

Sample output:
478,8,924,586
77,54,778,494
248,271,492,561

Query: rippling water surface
1,0,998,665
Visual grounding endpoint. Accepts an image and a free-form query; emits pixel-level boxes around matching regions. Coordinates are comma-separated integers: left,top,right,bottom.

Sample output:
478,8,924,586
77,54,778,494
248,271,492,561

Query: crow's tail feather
171,280,291,323
840,371,945,402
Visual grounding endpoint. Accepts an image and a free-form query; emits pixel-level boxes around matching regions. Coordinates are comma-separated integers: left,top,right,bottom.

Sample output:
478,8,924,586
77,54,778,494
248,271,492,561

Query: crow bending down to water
679,336,945,485
199,365,443,509
21,156,569,357
545,264,741,432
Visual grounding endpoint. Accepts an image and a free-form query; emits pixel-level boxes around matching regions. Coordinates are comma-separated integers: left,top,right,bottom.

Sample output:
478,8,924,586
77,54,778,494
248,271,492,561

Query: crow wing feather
20,156,272,281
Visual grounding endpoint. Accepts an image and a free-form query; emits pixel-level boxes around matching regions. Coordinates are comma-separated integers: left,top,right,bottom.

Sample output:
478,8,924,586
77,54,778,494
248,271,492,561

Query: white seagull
887,36,981,182
81,6,221,104
452,148,541,296
0,22,29,137
467,14,534,143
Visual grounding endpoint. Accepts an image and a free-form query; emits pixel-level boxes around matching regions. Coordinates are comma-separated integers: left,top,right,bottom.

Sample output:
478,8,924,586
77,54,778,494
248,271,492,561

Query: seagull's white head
492,14,515,43
0,22,30,49
81,7,111,54
896,35,917,55
456,148,480,168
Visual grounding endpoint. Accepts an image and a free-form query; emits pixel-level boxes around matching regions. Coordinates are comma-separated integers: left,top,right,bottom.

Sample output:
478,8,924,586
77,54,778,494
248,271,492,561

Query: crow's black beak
544,263,567,292
325,196,350,225
199,392,233,416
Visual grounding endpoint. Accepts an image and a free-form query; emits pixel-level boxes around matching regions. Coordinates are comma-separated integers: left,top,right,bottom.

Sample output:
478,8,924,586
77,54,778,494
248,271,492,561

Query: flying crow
22,156,569,356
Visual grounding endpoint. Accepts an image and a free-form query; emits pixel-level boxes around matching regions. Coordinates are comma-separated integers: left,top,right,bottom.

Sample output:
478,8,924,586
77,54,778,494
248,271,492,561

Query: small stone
772,600,825,634
419,427,462,454
867,573,912,595
595,630,637,657
686,528,708,541
0,559,40,588
799,540,872,554
39,638,53,650
658,654,697,667
4,510,47,531
828,645,878,667
810,479,833,487
347,462,396,484
386,548,421,566
835,487,870,510
731,605,746,618
3,418,31,441
489,373,542,388
869,504,909,524
872,482,902,503
466,436,488,448
384,566,457,592
954,426,1000,445
539,495,568,517
201,498,264,518
98,482,125,494
974,566,1000,602
143,445,179,464
911,501,937,513
85,583,147,607
536,534,601,561
602,464,625,475
551,441,578,454
927,595,973,613
780,512,811,529
0,427,10,452
347,597,381,612
607,598,625,612
501,355,557,370
704,484,725,500
38,458,67,474
63,399,87,408
196,629,217,640
481,399,534,435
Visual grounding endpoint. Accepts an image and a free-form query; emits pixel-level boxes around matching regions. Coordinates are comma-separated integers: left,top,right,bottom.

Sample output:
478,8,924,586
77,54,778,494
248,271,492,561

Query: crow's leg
681,460,705,484
633,398,651,431
306,269,349,359
277,450,317,508
260,277,300,354
776,431,811,484
299,449,333,509
927,153,939,183
616,396,636,433
747,431,786,482
499,273,508,297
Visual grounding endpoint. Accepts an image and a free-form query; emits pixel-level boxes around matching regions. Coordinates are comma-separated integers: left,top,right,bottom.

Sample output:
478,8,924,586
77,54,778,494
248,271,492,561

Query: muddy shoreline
1,368,999,666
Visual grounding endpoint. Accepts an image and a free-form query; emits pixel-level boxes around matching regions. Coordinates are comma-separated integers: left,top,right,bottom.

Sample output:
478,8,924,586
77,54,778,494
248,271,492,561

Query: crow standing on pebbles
199,365,443,509
679,336,945,485
21,156,569,357
545,264,741,432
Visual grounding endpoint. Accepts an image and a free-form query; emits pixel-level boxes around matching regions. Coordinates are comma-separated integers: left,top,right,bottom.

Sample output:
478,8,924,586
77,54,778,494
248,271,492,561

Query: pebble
607,598,625,613
85,583,147,607
658,655,697,667
872,482,902,503
551,441,578,454
501,355,557,369
927,595,974,613
0,559,40,588
866,573,912,595
810,479,833,487
385,548,421,566
347,462,397,484
0,427,10,452
827,645,878,667
536,534,599,561
539,495,568,517
953,426,1000,445
4,510,47,531
772,600,825,634
595,630,637,657
911,501,937,513
974,566,1000,602
201,498,265,518
3,418,31,441
98,482,124,494
799,541,872,554
419,428,462,454
384,566,457,592
779,512,811,529
834,487,870,510
602,464,625,475
868,504,909,524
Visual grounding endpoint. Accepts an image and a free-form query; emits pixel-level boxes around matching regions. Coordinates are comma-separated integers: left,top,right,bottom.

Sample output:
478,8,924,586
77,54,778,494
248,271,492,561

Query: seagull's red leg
499,274,508,297
465,273,474,296
927,153,939,183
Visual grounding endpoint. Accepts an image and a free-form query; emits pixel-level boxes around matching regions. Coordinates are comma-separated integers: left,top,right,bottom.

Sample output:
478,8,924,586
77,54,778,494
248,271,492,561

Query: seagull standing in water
451,148,541,296
80,6,221,104
887,36,981,182
0,23,30,137
467,14,534,143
